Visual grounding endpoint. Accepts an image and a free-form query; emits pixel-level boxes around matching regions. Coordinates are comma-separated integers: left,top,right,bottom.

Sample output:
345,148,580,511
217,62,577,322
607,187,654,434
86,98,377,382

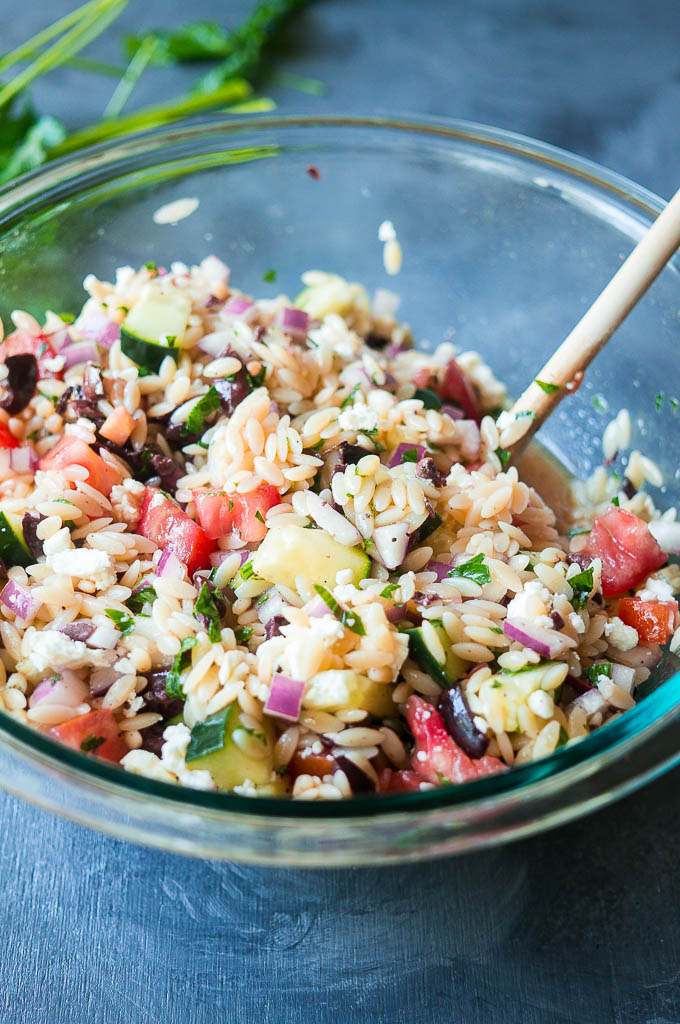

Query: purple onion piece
59,621,96,642
265,615,288,640
438,685,489,758
387,442,426,469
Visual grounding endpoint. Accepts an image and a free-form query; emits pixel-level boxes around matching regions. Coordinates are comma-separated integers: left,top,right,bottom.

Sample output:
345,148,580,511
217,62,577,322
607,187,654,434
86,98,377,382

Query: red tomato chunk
0,329,62,379
49,709,128,763
193,484,280,542
618,596,677,645
405,695,505,785
583,506,666,597
0,423,19,449
39,435,123,496
139,486,216,576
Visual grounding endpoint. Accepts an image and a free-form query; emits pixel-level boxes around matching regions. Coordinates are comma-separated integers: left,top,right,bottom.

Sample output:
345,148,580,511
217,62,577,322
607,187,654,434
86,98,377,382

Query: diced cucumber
120,289,191,372
185,701,276,791
477,662,569,732
303,670,395,717
407,622,466,688
251,524,370,592
0,511,31,568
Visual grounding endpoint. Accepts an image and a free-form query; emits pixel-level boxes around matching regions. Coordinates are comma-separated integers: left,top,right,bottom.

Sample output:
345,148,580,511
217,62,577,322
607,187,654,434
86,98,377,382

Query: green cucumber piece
120,289,191,372
0,511,31,567
185,702,275,791
407,622,465,688
251,523,370,592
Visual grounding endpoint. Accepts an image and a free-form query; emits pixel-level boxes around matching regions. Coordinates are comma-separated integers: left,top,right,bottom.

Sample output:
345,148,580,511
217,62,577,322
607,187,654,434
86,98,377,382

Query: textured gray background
2,1,680,1022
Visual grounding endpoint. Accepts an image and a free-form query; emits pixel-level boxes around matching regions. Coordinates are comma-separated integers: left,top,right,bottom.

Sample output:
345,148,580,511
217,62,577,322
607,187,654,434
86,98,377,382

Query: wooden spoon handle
507,185,680,454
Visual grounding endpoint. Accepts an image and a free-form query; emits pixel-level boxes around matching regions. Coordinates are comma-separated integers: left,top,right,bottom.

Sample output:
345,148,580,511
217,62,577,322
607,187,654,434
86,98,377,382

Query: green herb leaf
380,582,399,599
313,584,366,635
592,394,608,414
186,706,230,762
568,566,594,610
584,662,612,684
235,625,253,644
611,496,620,507
655,392,664,412
0,114,66,183
125,582,157,614
448,552,490,586
184,386,220,436
194,582,222,642
80,734,106,754
535,379,559,394
262,268,277,283
238,560,255,582
567,527,590,537
399,447,419,464
340,383,359,409
125,20,232,64
413,387,442,410
495,446,510,468
166,636,198,700
105,608,134,635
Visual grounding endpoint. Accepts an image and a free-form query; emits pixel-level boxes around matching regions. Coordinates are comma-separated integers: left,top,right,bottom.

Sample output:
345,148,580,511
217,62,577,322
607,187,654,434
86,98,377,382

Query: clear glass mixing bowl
0,115,678,865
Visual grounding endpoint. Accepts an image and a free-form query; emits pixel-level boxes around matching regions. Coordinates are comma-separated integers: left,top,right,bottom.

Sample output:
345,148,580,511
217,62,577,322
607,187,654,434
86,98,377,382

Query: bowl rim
0,111,677,822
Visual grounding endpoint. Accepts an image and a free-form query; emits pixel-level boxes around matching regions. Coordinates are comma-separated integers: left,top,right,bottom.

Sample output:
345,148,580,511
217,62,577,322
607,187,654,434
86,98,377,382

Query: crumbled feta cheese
568,612,586,635
48,547,116,589
20,629,108,676
636,576,675,603
506,581,551,621
121,749,176,784
605,616,639,651
313,617,345,642
160,723,214,791
233,778,258,797
42,528,73,557
337,402,378,434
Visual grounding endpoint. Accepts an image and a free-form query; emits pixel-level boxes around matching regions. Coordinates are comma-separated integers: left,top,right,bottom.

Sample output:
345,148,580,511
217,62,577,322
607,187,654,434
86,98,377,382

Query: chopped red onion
157,548,185,580
76,311,120,349
425,560,452,582
372,521,409,570
614,644,662,670
264,673,305,722
48,328,72,352
456,419,481,460
10,447,37,474
648,520,680,555
208,549,250,569
29,670,88,709
386,342,409,359
387,443,426,468
503,617,576,659
257,587,286,625
221,298,254,321
386,604,409,623
59,621,96,642
89,666,120,697
62,341,99,369
308,597,334,619
1,579,37,622
276,307,309,338
441,404,464,420
568,688,608,718
611,663,636,694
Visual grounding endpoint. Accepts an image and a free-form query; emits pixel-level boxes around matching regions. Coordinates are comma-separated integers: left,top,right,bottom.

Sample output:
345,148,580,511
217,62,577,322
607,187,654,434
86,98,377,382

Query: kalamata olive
438,685,489,759
333,753,376,793
550,610,565,630
58,621,96,642
417,456,445,488
264,615,288,640
21,512,45,559
214,368,251,415
141,670,184,718
0,354,38,415
140,721,168,757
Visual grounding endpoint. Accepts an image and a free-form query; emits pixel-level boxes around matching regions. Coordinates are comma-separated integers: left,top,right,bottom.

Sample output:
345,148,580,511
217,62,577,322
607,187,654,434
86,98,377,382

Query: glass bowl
0,115,678,866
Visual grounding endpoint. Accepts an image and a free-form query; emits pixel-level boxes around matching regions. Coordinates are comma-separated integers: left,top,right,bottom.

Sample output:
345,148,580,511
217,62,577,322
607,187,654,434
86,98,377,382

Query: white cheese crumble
337,402,378,434
636,576,675,603
568,612,586,635
506,581,552,622
160,723,215,791
48,547,116,589
20,629,109,676
604,616,639,651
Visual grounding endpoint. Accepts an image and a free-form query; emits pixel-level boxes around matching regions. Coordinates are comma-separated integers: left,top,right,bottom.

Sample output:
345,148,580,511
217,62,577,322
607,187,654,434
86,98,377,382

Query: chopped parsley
399,447,419,464
671,398,679,414
184,386,220,436
568,566,594,610
448,552,490,586
313,584,366,635
105,609,134,635
235,626,253,644
239,560,255,581
362,537,372,552
495,446,511,468
592,394,607,414
194,582,222,642
557,726,570,747
584,662,612,684
413,387,442,410
165,636,198,700
567,527,590,538
535,379,559,394
125,583,157,615
262,268,277,283
80,734,106,754
186,708,229,762
611,496,620,507
655,392,664,412
255,510,265,524
340,383,359,409
380,582,399,599
145,261,158,273
246,365,267,388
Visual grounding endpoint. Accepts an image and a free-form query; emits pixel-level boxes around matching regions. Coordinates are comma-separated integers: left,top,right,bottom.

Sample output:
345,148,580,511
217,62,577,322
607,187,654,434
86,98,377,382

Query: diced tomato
99,406,136,446
39,435,122,496
288,749,335,781
618,596,677,644
49,709,128,764
405,695,505,785
0,423,19,449
139,486,216,575
439,359,481,422
379,768,424,793
0,329,62,380
193,484,280,542
583,506,666,597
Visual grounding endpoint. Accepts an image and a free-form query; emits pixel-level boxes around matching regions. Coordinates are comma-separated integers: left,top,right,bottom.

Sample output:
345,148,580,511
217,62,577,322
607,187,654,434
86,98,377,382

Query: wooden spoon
505,185,680,457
